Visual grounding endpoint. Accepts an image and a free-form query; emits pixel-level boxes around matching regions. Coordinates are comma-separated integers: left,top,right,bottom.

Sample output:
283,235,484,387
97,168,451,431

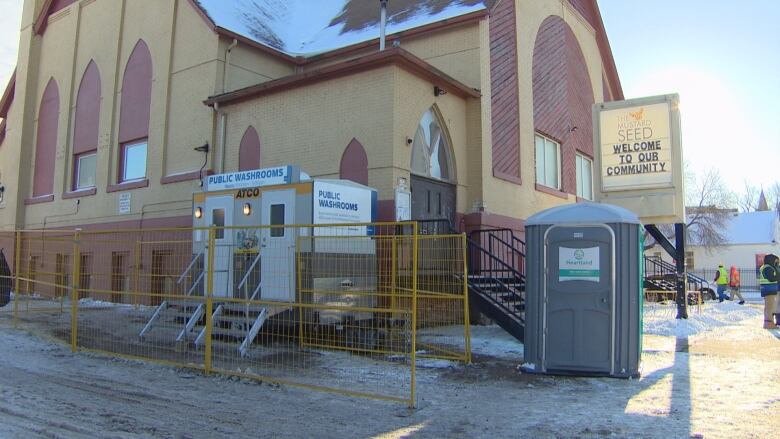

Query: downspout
216,102,227,174
216,39,237,173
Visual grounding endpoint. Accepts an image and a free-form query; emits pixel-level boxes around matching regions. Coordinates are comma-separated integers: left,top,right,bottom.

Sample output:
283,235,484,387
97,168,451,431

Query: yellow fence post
204,226,215,375
71,229,81,352
409,222,418,409
133,240,141,307
297,235,304,347
13,230,21,328
461,233,472,364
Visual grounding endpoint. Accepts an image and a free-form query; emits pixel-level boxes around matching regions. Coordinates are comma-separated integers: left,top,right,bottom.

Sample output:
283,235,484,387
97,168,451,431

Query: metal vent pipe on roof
379,0,388,51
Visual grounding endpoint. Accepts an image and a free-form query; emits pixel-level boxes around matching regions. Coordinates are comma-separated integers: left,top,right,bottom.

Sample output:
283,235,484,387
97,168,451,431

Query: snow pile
643,301,763,337
196,0,488,57
77,298,128,308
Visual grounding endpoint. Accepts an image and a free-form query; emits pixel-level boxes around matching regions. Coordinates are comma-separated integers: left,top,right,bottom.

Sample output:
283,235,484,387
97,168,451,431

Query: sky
0,0,777,193
598,0,780,192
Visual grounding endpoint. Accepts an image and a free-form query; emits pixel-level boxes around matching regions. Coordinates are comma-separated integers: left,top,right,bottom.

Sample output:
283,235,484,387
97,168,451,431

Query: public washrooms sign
206,166,292,191
598,101,673,191
559,247,600,282
313,181,376,236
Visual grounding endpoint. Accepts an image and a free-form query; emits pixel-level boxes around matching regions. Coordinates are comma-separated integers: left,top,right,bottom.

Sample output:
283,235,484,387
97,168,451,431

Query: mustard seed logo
574,249,585,260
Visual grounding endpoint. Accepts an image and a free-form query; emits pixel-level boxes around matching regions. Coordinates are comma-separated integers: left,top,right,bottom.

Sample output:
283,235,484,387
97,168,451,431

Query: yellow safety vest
716,267,729,285
759,264,776,285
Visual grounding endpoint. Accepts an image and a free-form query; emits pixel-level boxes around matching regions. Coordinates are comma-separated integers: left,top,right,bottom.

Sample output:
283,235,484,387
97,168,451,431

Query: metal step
220,303,267,314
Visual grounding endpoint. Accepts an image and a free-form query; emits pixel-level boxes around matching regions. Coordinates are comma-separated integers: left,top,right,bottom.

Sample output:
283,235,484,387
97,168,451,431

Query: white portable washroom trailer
192,165,379,328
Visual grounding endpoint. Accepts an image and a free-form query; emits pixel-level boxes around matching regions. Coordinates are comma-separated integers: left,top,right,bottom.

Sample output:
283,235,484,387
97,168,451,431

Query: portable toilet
522,202,643,378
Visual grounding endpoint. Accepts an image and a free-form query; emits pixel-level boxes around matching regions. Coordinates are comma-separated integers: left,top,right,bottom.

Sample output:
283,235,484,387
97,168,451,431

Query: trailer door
260,189,296,302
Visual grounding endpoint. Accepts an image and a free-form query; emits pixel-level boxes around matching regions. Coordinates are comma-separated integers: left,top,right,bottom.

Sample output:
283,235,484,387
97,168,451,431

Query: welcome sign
599,102,673,191
559,247,600,282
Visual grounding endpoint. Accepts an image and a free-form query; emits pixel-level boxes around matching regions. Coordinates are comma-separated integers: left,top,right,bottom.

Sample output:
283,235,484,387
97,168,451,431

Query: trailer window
212,208,225,239
270,204,285,237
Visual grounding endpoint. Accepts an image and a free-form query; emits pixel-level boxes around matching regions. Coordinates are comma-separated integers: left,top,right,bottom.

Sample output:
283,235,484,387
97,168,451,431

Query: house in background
647,210,780,272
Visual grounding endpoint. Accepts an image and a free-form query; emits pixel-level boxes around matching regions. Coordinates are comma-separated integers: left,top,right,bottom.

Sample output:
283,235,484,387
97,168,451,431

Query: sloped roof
721,211,780,245
194,0,489,57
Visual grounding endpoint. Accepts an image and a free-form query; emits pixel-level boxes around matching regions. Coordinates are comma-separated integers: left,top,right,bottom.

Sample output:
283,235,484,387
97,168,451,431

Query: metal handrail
643,256,705,291
467,238,524,281
237,252,262,291
177,248,204,285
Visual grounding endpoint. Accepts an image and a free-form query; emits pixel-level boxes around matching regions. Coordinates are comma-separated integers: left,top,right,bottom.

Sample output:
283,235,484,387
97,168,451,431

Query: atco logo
574,249,585,260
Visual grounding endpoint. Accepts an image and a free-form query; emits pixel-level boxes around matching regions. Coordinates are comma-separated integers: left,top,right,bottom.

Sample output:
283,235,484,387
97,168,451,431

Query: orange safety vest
729,267,740,287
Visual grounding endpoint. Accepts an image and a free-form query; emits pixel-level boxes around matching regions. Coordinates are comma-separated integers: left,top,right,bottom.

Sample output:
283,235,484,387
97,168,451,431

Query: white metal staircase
139,249,272,357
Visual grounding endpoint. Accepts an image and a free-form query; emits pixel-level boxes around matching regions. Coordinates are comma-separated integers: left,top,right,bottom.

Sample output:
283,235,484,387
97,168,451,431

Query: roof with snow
194,0,490,57
720,210,780,245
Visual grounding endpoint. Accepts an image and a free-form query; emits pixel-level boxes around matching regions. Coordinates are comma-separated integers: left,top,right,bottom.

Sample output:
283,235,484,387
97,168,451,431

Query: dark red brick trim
462,211,526,234
107,179,149,193
493,170,522,185
24,194,55,205
489,0,521,184
0,69,14,118
535,183,568,199
205,48,480,107
161,170,213,185
62,187,97,199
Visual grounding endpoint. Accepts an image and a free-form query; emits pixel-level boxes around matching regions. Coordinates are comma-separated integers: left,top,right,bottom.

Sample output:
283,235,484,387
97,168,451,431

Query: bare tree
644,169,735,252
768,182,780,213
737,180,759,212
683,169,735,251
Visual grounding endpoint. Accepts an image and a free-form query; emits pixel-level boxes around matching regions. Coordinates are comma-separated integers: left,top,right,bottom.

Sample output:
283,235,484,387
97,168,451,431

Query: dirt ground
0,302,778,438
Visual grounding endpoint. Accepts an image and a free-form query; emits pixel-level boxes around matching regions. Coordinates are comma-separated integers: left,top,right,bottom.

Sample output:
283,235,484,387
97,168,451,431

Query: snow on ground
644,300,763,337
0,302,778,438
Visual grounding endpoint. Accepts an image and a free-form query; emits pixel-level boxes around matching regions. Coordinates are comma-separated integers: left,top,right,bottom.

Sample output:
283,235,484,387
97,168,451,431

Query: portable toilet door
204,195,234,298
259,189,296,302
543,224,615,374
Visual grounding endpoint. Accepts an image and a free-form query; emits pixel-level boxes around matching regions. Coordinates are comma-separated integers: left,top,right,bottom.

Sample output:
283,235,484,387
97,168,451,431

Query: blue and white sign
206,166,292,191
313,181,376,236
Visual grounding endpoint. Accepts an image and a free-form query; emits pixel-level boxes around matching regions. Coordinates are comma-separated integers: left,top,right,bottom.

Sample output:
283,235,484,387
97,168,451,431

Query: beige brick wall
3,0,229,229
222,67,397,199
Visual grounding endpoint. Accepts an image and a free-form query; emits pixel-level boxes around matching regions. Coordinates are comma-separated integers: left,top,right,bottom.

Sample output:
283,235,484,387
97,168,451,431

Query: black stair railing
469,228,526,277
465,237,525,317
643,255,706,292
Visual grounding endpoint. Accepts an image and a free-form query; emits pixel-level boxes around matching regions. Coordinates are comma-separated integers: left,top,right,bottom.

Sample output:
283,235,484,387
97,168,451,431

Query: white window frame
74,151,97,190
121,139,148,182
534,133,561,190
575,153,593,200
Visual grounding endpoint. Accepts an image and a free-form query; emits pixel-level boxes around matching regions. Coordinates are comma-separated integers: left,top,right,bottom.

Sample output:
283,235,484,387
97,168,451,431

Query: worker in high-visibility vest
714,263,730,303
758,254,779,329
728,266,745,305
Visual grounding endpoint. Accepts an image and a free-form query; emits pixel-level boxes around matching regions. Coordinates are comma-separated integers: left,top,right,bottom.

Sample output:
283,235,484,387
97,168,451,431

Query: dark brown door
111,252,128,303
410,175,456,227
151,251,174,306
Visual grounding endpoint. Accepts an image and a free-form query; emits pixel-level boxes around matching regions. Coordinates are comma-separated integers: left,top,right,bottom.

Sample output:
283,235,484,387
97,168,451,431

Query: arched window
238,126,261,171
339,138,368,185
72,61,101,191
118,40,152,183
410,108,454,182
33,78,59,197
